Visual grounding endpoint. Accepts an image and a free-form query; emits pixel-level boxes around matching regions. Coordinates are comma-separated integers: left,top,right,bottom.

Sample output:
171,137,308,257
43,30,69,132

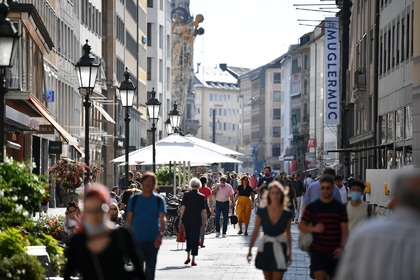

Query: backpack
131,194,162,219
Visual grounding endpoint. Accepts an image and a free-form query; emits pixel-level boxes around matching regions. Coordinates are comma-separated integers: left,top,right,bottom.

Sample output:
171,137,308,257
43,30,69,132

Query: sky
189,0,338,69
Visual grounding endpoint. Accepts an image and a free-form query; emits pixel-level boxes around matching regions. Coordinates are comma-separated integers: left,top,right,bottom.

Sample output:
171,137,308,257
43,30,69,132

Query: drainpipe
373,0,379,168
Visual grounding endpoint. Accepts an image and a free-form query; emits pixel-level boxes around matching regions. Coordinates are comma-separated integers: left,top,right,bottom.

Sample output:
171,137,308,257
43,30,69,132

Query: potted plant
48,158,87,203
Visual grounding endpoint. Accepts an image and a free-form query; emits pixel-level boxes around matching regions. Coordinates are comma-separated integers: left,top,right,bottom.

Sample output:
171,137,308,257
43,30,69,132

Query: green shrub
0,228,29,257
0,158,48,229
0,253,46,280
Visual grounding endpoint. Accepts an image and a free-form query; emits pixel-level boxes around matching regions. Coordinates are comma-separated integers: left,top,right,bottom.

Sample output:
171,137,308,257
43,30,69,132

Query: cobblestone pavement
156,213,311,280
45,206,311,279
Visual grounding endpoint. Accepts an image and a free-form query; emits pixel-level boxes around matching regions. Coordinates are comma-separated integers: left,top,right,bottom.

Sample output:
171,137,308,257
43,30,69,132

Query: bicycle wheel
205,215,216,234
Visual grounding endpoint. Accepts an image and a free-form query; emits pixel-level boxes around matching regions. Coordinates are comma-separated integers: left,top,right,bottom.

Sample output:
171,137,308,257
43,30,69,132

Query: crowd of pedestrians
61,167,420,280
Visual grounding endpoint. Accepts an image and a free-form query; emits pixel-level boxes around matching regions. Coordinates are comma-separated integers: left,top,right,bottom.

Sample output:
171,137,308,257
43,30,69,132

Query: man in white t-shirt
335,175,350,204
346,180,372,233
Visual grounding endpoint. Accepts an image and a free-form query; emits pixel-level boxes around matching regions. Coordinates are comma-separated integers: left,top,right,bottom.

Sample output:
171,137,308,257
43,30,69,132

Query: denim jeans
137,240,159,280
215,201,229,234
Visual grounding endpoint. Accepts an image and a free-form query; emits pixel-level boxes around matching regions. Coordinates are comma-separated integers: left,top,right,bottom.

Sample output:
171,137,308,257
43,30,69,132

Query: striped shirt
301,199,348,255
303,180,343,206
336,207,420,280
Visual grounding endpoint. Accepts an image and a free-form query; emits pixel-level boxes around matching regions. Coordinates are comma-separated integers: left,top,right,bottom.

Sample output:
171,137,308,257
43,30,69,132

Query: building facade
147,0,172,141
193,65,242,151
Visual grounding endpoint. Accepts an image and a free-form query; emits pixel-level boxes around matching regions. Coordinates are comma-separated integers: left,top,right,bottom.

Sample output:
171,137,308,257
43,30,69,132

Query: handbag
229,206,238,225
298,230,313,252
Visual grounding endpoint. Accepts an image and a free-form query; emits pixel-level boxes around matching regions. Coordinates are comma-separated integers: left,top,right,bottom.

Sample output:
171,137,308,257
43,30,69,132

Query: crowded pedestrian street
156,213,310,280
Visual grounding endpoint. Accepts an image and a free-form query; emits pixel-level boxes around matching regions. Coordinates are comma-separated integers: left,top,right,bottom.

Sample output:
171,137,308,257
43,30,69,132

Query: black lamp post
118,68,136,188
75,40,100,180
146,88,161,173
168,102,182,135
0,1,19,162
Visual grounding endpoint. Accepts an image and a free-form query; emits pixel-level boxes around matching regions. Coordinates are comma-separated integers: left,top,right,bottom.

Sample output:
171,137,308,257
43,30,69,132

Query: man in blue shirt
302,168,342,213
126,172,166,280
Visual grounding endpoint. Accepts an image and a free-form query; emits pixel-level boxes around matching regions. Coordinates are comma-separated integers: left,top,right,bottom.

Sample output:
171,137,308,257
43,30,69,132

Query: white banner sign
324,17,340,125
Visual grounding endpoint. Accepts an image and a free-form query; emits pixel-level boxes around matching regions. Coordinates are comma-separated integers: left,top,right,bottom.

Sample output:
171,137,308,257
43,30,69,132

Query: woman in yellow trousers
235,174,255,235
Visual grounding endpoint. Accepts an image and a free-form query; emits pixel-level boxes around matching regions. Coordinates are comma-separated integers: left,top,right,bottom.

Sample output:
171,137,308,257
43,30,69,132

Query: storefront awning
6,92,84,156
93,103,116,124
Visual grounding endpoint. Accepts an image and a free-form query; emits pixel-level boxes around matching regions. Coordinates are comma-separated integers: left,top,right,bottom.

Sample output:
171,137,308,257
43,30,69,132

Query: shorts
310,250,338,277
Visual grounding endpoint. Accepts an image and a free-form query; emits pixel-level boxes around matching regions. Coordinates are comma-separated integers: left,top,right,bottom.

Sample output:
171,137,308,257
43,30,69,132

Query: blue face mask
351,191,362,201
83,219,107,235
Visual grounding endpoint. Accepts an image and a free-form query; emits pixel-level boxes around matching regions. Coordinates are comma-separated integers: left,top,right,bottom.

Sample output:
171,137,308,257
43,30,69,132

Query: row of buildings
3,0,184,188
191,0,419,180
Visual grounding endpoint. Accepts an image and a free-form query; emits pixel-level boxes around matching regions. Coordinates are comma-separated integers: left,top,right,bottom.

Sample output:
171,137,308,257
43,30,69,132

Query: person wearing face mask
346,180,372,234
64,183,145,280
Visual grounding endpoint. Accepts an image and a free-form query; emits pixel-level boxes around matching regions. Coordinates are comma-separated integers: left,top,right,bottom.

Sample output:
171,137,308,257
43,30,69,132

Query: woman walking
64,183,145,280
180,178,208,266
247,181,293,280
235,174,254,235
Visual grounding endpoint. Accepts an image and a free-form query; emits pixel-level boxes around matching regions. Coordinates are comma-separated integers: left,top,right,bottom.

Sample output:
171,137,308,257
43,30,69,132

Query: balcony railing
353,68,366,91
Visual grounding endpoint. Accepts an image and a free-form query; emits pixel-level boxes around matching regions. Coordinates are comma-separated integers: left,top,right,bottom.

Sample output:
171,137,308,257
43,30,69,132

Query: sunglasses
109,208,118,211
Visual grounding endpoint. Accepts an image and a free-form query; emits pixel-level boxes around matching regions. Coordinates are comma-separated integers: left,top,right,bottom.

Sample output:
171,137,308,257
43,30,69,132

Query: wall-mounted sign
48,141,62,154
42,90,55,103
38,124,55,134
324,17,340,125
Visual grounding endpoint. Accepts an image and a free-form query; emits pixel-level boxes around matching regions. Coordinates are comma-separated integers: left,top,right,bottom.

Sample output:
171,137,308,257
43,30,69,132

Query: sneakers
222,234,226,238
237,231,243,235
215,232,221,238
244,232,248,236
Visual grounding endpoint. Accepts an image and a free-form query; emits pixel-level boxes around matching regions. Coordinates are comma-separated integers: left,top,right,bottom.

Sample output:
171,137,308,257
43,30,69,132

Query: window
210,93,213,101
273,72,281,84
304,79,308,95
166,35,171,58
272,144,281,157
405,105,412,139
159,59,163,82
147,0,153,7
304,54,308,69
406,13,410,59
392,25,395,67
219,108,222,116
209,108,213,117
384,32,387,72
273,109,281,120
387,30,391,70
380,35,383,74
292,58,301,74
147,57,152,80
396,109,404,141
224,123,226,130
401,18,405,62
160,0,163,10
147,23,152,47
273,126,281,138
396,22,400,65
224,109,227,116
273,91,281,102
166,67,170,90
159,25,163,49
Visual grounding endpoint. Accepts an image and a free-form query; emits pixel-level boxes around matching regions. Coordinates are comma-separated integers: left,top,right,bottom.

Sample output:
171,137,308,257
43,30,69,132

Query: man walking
126,172,166,279
346,180,372,234
303,168,342,212
256,165,274,196
299,176,348,280
212,175,235,238
335,175,350,204
291,171,306,223
198,176,213,247
336,173,420,280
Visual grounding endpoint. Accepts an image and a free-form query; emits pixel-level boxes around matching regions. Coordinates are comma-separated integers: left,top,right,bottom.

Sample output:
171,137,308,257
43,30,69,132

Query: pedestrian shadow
158,266,190,271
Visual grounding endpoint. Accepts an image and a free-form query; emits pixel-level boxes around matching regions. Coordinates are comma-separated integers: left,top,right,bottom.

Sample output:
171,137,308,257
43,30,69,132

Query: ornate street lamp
118,68,136,188
165,117,174,135
146,88,161,173
168,102,183,134
0,0,19,162
75,40,100,181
